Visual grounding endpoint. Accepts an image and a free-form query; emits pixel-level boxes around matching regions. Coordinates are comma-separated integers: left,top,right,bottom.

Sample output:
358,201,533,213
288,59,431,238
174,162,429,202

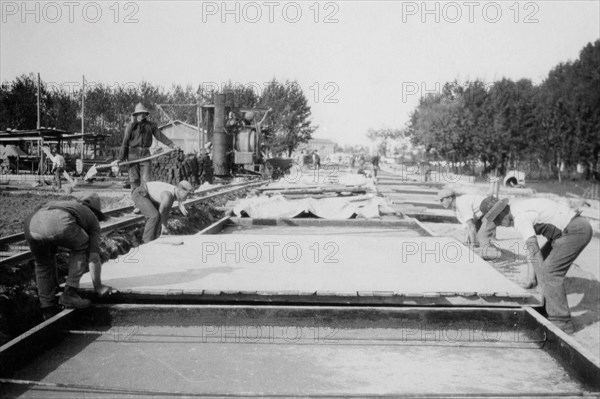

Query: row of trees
0,77,316,156
369,40,599,180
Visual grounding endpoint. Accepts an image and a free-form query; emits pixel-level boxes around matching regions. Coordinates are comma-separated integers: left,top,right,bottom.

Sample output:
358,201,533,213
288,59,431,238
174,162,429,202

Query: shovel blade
62,170,74,184
84,164,98,181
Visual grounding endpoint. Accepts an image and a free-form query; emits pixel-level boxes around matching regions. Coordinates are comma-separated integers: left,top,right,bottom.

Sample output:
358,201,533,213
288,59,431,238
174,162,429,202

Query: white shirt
145,182,176,203
52,154,66,169
454,194,486,225
511,198,576,240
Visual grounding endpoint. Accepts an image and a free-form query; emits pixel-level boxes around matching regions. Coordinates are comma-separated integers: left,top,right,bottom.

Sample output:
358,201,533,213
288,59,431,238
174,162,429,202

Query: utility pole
36,73,41,129
37,73,43,183
197,99,203,152
81,75,85,161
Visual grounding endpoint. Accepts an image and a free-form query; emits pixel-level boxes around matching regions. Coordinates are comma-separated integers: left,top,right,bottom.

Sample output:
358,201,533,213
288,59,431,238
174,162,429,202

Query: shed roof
158,120,199,131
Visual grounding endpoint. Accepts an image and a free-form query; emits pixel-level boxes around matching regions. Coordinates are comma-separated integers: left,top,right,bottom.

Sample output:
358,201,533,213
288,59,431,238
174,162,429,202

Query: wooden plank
0,309,75,377
524,307,600,390
227,217,417,229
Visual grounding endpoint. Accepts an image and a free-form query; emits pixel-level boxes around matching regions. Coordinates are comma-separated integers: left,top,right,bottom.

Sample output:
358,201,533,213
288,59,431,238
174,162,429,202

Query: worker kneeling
132,180,193,243
24,193,113,319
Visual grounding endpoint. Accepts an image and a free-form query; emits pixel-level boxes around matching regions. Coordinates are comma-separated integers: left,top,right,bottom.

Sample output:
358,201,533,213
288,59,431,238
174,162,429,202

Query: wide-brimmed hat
81,193,105,221
437,188,455,201
480,196,510,224
132,103,150,116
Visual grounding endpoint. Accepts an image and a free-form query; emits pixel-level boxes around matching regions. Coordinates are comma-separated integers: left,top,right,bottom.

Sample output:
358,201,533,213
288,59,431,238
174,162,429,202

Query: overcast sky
1,1,599,145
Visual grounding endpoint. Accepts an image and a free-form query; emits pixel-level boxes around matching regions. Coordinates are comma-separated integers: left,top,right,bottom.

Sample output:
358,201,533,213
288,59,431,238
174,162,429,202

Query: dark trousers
128,161,151,192
538,216,592,322
127,147,152,192
24,209,89,308
54,167,64,189
132,186,162,243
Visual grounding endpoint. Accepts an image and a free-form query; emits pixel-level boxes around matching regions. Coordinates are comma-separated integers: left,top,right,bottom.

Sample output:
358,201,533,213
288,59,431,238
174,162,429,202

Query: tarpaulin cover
233,194,392,219
0,144,27,158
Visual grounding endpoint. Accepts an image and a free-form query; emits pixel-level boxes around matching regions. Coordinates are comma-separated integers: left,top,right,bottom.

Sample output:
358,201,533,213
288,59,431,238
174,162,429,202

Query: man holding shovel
113,103,178,191
51,148,66,190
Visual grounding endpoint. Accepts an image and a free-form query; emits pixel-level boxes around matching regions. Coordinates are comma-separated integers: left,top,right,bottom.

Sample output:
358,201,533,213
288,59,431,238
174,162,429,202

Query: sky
1,0,599,145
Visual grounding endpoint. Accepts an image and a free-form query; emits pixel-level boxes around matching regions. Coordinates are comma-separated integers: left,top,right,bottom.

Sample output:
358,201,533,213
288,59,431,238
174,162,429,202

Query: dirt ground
0,184,250,345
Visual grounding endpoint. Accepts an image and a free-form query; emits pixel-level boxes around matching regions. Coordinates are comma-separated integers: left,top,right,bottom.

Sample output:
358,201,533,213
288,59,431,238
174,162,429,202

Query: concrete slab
81,234,532,303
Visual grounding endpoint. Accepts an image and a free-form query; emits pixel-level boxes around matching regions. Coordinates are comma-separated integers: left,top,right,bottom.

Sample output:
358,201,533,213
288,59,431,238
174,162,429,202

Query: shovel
84,148,175,181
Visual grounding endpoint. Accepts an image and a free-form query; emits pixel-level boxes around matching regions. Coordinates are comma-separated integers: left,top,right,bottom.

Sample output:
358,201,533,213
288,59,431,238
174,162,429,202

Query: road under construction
0,165,599,398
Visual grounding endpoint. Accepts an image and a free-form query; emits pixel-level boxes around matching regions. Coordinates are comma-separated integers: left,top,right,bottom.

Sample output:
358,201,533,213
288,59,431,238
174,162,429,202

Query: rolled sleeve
477,218,496,248
77,206,102,255
152,124,174,148
513,213,537,240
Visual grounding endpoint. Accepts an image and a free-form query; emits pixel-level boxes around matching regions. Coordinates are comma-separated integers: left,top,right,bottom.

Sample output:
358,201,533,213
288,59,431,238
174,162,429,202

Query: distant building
156,120,203,154
294,138,337,159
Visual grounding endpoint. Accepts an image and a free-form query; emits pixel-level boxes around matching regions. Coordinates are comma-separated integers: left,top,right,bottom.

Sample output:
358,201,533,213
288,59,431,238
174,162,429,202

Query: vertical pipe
212,93,228,176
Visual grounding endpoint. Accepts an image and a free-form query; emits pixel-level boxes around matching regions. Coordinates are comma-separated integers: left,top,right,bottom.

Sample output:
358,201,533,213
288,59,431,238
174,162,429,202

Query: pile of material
226,171,394,219
258,173,375,197
151,150,212,186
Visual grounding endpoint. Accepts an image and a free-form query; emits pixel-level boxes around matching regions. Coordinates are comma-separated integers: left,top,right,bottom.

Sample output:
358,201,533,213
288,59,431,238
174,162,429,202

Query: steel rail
0,179,258,245
0,180,265,266
0,378,588,398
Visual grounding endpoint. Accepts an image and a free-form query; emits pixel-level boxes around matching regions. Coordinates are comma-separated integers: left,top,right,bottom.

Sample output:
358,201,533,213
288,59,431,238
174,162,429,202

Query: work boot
59,286,91,309
553,319,575,335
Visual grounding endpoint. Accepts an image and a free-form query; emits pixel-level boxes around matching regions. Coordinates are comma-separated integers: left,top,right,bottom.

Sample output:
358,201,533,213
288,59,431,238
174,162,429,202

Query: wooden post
197,100,203,153
81,75,85,162
490,169,500,198
38,139,44,184
36,73,41,129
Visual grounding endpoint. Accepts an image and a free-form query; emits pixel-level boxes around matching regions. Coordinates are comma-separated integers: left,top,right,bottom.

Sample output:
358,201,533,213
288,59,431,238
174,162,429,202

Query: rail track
0,180,266,267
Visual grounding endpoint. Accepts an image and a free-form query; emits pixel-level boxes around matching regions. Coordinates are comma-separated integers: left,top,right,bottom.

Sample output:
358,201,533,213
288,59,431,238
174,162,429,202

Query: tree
258,80,316,156
366,128,404,156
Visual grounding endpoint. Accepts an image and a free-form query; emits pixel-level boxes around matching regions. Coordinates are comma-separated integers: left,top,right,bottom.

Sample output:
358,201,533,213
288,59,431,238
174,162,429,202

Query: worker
51,148,66,190
114,103,178,192
24,193,113,320
421,161,432,182
437,188,488,247
478,196,592,334
132,180,193,243
371,154,381,179
312,150,321,170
